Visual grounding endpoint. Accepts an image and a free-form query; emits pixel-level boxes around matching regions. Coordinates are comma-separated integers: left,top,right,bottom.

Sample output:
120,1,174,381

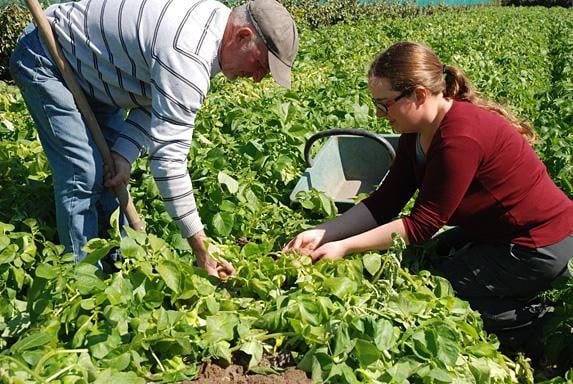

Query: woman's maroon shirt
363,100,573,248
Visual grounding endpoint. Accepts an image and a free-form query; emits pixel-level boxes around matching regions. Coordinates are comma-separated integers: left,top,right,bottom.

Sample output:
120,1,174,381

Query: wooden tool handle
26,0,145,232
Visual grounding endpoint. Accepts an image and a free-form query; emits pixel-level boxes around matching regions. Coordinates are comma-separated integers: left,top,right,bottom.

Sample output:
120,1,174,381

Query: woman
284,41,573,344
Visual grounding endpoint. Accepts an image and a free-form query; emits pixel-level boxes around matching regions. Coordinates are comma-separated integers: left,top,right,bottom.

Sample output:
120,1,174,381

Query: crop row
0,5,571,384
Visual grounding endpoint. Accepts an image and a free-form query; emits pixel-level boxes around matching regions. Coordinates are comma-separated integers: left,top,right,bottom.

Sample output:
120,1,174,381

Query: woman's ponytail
369,42,536,144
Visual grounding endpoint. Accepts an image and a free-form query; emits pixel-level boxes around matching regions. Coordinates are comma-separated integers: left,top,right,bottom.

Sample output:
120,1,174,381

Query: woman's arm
309,218,408,262
317,202,379,243
283,202,378,252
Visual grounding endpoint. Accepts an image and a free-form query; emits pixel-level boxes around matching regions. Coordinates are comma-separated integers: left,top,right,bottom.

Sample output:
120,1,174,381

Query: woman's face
368,77,420,134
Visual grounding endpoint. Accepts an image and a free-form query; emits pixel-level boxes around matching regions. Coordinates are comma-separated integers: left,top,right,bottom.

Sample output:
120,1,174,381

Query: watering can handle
304,128,396,167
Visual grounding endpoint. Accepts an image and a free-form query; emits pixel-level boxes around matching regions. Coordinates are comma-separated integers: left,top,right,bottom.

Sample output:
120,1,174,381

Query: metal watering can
290,128,400,212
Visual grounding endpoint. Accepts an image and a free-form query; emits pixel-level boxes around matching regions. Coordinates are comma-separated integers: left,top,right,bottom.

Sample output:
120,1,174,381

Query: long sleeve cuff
176,210,204,239
112,137,142,165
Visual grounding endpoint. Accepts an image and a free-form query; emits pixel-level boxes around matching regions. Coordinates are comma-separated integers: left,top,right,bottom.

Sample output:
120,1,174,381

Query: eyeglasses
371,89,410,114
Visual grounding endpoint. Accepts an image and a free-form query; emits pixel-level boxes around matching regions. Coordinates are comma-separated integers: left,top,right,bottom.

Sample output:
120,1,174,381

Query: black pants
433,228,572,332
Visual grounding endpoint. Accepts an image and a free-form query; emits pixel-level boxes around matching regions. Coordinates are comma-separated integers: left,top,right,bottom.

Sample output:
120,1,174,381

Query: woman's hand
283,229,348,262
104,151,131,188
283,229,326,254
310,240,348,262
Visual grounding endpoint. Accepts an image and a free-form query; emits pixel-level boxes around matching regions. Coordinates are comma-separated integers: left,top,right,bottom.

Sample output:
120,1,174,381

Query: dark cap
246,0,299,88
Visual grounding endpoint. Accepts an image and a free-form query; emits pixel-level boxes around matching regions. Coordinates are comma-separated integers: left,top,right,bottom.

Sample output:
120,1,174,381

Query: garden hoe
25,0,145,232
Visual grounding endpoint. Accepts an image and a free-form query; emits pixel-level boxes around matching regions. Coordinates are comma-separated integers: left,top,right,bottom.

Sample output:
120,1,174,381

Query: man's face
220,28,270,83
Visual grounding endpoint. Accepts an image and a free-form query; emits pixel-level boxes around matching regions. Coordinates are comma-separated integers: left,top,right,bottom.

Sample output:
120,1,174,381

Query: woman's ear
413,86,428,106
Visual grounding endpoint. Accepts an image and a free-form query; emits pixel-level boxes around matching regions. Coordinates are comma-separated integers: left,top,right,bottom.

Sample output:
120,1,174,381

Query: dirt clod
182,354,311,384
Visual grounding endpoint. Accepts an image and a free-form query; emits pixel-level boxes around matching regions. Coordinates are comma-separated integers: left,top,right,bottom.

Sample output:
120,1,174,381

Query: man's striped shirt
44,0,231,238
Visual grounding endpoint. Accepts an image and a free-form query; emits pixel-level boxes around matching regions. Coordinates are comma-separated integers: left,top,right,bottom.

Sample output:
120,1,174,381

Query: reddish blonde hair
368,41,536,143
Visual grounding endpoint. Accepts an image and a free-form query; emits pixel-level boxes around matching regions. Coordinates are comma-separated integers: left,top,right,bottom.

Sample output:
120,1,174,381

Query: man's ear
235,27,254,42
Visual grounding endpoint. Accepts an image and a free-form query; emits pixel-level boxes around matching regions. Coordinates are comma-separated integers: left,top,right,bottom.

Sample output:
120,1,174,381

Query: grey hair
230,4,263,45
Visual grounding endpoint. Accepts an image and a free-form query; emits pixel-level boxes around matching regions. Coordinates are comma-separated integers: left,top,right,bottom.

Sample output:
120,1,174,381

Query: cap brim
268,51,291,89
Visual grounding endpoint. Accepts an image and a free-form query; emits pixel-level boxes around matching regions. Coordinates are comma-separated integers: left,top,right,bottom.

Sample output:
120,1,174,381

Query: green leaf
10,331,55,353
249,278,273,299
389,292,428,317
240,242,261,258
123,226,148,244
433,276,455,298
318,192,336,217
10,266,25,289
287,124,309,137
427,367,454,383
209,341,232,363
157,308,184,331
468,357,510,381
104,352,131,371
105,274,133,305
35,263,58,280
81,238,117,265
90,331,121,359
189,274,216,297
107,306,129,336
0,243,17,264
0,222,15,235
93,369,145,384
219,199,237,212
218,171,239,194
292,298,321,326
203,313,238,344
332,323,354,357
212,212,234,237
74,263,107,295
354,339,381,368
323,276,357,300
411,329,435,360
120,236,146,259
340,362,360,384
204,295,220,314
363,253,382,276
374,319,395,351
436,324,460,366
380,360,417,383
0,234,10,251
156,260,182,294
240,340,263,370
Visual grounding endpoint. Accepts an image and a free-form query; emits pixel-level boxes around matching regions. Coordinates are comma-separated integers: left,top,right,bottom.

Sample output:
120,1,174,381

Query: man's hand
104,151,131,188
188,230,235,279
197,242,235,279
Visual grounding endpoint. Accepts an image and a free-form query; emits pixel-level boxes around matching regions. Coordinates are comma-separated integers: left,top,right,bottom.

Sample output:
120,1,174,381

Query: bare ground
181,352,312,384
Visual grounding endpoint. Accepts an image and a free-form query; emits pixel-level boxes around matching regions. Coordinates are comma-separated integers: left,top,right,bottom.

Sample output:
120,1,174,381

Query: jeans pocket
10,31,60,85
508,243,563,293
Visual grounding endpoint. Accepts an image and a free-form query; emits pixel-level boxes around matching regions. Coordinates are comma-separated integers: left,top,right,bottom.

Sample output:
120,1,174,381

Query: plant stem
34,349,89,376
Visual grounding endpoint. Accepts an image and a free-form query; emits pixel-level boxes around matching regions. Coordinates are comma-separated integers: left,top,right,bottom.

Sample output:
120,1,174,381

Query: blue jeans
9,26,126,262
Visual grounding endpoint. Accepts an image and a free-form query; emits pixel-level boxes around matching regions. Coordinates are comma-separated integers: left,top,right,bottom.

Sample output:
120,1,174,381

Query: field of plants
0,3,572,384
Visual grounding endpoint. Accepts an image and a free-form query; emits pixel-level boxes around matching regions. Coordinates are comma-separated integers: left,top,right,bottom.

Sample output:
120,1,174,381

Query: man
9,0,298,277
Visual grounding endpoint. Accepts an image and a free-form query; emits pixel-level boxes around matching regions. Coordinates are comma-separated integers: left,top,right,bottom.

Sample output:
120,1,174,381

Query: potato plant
0,5,572,384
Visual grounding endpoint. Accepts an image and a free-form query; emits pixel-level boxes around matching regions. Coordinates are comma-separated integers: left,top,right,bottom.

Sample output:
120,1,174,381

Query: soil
183,363,311,384
182,352,312,384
